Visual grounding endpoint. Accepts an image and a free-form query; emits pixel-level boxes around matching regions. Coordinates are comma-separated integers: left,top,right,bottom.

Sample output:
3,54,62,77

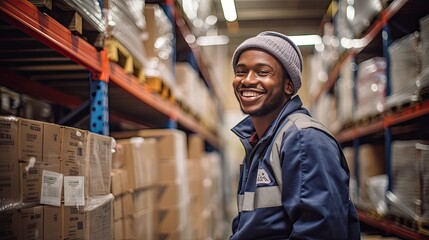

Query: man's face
233,49,290,117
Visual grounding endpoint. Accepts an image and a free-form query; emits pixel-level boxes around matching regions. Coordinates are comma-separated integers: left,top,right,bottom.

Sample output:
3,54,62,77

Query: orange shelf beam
109,63,220,148
0,0,102,73
357,210,429,240
336,100,429,143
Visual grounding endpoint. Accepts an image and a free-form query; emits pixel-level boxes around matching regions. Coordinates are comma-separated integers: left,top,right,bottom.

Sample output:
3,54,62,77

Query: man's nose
241,71,258,85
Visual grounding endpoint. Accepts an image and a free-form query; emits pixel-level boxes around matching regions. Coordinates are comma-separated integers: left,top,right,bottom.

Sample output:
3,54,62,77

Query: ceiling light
196,35,229,46
288,35,322,46
221,0,237,22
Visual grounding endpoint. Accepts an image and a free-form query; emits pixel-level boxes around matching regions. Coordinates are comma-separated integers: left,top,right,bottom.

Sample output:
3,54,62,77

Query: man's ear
284,80,294,95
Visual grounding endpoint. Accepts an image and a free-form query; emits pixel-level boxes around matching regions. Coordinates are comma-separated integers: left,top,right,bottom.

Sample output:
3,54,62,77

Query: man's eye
235,70,247,76
257,71,270,76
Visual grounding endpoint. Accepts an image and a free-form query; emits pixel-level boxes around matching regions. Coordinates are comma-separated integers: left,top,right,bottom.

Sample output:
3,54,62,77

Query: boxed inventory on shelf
389,140,429,220
357,143,386,210
115,137,158,190
0,195,113,240
0,116,114,211
355,57,387,121
0,116,61,209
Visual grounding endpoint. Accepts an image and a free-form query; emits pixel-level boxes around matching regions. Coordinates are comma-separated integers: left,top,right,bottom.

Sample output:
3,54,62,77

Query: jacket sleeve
280,127,351,239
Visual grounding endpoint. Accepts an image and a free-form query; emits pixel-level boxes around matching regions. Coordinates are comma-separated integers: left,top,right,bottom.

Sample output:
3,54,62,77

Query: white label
64,176,85,206
40,170,63,206
256,168,271,184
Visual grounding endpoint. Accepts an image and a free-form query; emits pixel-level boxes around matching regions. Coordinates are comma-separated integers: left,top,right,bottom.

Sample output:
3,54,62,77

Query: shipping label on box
86,132,113,196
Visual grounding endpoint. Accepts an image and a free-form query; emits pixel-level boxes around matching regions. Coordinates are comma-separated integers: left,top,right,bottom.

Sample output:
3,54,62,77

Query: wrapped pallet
355,57,386,120
389,140,429,220
386,32,422,108
420,15,429,70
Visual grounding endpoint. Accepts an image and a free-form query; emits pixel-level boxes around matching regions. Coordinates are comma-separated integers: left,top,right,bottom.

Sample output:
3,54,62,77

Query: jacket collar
231,95,307,142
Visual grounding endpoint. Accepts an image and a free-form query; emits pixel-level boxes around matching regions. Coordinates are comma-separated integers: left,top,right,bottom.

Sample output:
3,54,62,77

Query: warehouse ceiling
211,0,332,55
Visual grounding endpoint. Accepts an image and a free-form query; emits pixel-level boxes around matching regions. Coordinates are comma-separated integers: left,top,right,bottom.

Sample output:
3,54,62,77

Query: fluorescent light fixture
196,35,229,46
221,0,237,22
288,35,322,46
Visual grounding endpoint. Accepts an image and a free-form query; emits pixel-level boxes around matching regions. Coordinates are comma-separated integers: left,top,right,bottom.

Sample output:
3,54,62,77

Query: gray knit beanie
232,31,303,95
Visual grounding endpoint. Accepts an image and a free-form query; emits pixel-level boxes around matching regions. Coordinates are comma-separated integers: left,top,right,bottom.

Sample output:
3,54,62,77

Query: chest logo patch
256,168,271,184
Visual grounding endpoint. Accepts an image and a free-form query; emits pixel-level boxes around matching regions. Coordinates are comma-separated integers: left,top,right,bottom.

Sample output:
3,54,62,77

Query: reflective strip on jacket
230,96,360,240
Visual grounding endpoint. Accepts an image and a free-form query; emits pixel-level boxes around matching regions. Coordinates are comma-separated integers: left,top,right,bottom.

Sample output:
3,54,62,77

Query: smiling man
230,31,360,239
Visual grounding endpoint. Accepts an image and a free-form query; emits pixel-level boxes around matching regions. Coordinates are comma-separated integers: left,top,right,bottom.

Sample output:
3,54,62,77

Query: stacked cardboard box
357,144,386,211
111,137,159,239
0,116,114,239
135,130,192,240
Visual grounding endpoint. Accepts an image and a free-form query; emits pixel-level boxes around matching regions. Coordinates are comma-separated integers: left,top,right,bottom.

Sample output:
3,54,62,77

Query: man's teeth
242,91,260,97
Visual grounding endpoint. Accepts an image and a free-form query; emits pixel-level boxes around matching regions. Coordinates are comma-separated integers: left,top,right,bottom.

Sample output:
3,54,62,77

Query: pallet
145,76,175,103
418,220,429,236
355,113,383,127
29,0,105,49
386,214,418,231
106,38,145,82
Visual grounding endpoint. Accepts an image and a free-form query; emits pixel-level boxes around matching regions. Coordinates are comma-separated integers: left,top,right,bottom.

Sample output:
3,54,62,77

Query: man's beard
240,92,286,117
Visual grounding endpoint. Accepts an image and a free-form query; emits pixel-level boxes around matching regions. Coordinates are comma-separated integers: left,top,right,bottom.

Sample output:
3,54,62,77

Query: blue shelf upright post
89,49,110,135
382,14,392,192
161,0,178,129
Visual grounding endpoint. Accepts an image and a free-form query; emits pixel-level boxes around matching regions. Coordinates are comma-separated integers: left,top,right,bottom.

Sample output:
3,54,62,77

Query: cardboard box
62,205,85,239
61,128,113,198
85,197,113,240
134,187,156,212
18,118,43,162
157,203,189,231
62,195,113,240
143,4,173,63
20,206,44,240
118,137,158,190
44,205,61,240
113,196,123,220
122,192,135,217
123,216,135,240
187,134,205,159
113,219,124,240
0,209,21,239
113,129,187,160
19,162,60,204
157,182,184,207
158,161,181,183
43,122,61,164
110,169,123,196
60,126,88,178
0,117,56,209
86,132,113,196
134,209,156,240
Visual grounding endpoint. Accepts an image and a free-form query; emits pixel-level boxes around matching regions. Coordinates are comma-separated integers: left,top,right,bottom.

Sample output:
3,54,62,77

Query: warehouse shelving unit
0,0,221,148
312,0,429,239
